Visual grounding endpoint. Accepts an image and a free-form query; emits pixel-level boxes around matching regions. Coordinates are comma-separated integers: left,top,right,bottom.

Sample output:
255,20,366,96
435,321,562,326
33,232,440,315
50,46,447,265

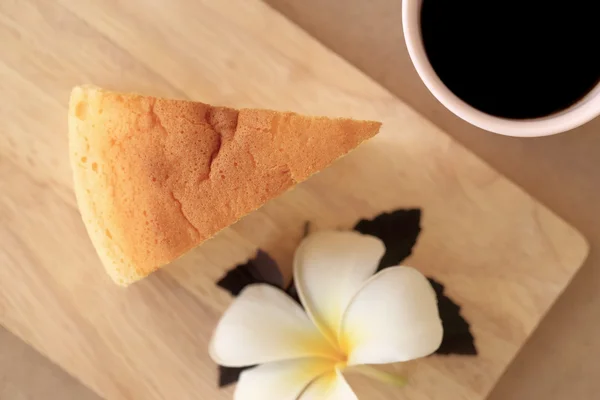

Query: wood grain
0,1,588,399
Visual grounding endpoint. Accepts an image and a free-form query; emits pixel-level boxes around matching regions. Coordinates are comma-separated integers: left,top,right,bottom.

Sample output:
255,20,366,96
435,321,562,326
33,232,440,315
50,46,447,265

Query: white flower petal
234,358,336,400
294,231,385,341
298,369,357,400
341,267,443,365
210,284,336,367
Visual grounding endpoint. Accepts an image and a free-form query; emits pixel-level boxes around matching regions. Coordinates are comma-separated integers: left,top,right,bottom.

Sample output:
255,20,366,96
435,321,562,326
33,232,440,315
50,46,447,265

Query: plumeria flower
210,231,443,399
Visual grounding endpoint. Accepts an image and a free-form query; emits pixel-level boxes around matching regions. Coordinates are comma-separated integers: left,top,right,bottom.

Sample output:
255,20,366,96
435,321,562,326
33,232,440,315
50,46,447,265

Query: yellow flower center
333,347,348,368
326,336,349,370
335,359,348,371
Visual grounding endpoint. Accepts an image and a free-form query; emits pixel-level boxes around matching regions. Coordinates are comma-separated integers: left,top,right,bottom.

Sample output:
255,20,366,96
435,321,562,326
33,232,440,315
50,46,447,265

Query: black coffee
420,0,600,119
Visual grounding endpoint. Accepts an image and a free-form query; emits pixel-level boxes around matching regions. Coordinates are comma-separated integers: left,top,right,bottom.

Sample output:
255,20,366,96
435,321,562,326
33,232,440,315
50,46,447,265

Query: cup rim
402,0,600,137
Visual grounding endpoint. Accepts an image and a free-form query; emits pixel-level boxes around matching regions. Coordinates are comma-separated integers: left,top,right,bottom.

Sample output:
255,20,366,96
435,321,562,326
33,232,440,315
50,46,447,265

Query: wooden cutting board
0,1,588,399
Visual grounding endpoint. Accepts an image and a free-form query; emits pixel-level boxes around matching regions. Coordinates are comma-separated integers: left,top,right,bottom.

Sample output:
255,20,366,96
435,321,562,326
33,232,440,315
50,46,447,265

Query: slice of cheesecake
68,86,381,286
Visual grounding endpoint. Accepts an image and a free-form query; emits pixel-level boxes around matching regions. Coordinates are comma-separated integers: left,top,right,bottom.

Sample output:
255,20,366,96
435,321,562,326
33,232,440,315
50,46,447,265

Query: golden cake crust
68,86,381,285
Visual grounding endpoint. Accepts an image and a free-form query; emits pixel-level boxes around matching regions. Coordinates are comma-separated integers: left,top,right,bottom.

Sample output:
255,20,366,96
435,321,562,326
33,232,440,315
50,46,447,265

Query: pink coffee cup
402,0,600,137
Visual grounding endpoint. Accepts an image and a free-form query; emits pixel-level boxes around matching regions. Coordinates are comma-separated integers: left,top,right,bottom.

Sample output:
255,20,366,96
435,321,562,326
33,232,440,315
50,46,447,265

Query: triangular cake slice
68,86,381,286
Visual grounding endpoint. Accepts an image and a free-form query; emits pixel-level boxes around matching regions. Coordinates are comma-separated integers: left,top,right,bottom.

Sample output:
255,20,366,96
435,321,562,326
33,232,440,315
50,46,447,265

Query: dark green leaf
353,209,421,271
218,365,255,387
286,281,302,305
428,278,477,355
216,250,284,296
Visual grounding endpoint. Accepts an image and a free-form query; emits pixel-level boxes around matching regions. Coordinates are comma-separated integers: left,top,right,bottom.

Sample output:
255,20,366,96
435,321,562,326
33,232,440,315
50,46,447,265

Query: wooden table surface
1,0,597,399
